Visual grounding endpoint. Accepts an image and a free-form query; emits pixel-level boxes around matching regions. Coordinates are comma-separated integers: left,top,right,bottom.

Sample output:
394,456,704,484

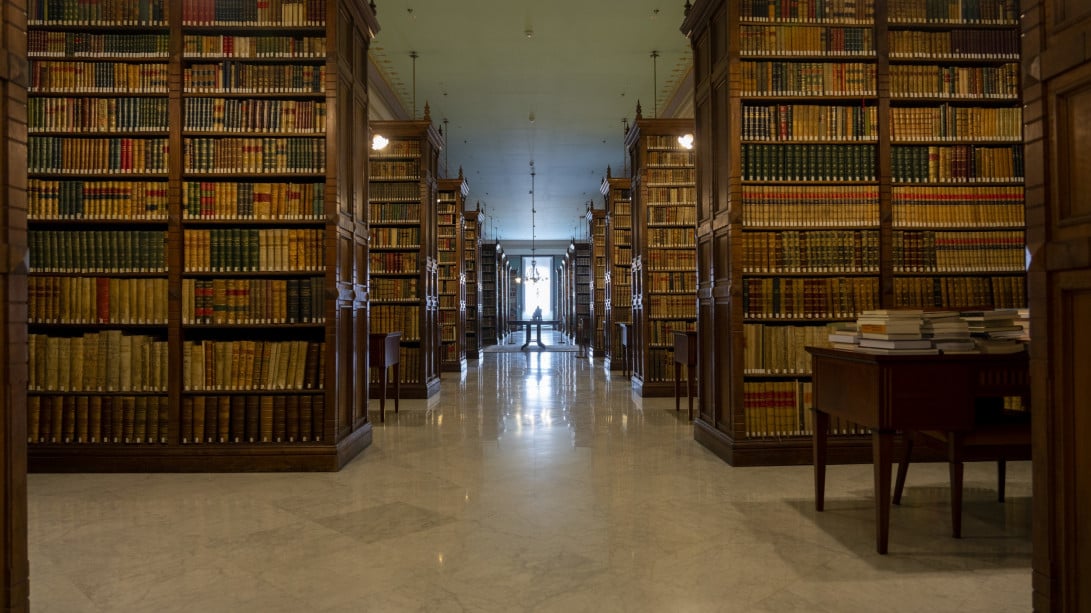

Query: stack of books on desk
855,310,939,355
922,311,975,354
961,309,1027,354
826,322,860,349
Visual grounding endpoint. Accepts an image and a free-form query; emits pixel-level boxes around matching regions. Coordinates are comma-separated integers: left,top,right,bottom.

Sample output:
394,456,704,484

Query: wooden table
369,331,401,422
673,330,698,420
806,346,1029,554
509,319,560,349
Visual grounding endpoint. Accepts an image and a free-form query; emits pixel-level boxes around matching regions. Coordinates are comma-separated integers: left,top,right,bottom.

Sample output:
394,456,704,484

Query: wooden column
0,0,29,608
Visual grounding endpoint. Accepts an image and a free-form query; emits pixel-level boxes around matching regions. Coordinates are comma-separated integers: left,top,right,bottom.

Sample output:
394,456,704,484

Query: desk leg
521,324,531,350
378,366,387,423
674,362,682,412
813,409,829,512
393,363,400,414
687,365,694,421
873,428,895,555
536,323,544,348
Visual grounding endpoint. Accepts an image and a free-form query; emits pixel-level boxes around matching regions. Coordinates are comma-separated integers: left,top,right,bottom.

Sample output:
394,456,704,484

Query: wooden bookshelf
602,171,632,372
436,173,468,372
625,113,697,396
587,208,608,357
25,0,378,472
682,0,1027,466
479,241,498,346
368,117,442,398
463,204,481,359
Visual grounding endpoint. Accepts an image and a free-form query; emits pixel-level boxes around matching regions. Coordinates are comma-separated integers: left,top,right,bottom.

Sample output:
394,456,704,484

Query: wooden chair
892,398,1031,538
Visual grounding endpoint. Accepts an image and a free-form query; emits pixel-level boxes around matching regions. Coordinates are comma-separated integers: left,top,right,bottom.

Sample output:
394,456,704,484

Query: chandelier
526,161,542,284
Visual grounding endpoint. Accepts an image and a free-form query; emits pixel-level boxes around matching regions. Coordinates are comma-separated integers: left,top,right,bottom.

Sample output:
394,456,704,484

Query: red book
96,277,110,323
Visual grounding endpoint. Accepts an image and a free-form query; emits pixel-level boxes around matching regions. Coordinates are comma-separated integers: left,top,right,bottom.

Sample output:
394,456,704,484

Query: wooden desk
369,332,401,422
617,323,631,378
673,331,698,420
509,319,559,349
806,346,1029,554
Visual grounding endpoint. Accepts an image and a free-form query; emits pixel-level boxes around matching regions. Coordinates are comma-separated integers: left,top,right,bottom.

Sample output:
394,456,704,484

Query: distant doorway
521,256,553,320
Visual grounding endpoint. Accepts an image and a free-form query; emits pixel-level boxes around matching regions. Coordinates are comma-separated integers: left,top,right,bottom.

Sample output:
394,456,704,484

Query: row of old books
743,230,880,273
30,277,168,324
647,320,697,345
369,251,420,274
648,295,697,319
183,181,324,220
647,206,696,224
29,230,165,272
29,31,169,56
646,228,695,248
30,97,168,132
740,62,876,96
891,144,1024,182
182,35,327,58
891,106,1022,141
743,323,833,374
29,0,167,25
184,98,326,133
182,228,324,272
181,0,325,26
892,230,1026,271
743,380,871,438
183,137,326,173
183,339,323,391
646,168,696,185
31,61,169,92
890,64,1020,98
743,276,880,319
645,151,694,167
743,193,879,227
740,0,875,22
369,227,421,249
370,305,421,341
888,0,1017,24
180,394,325,444
183,63,324,93
645,186,696,204
740,25,875,55
743,104,878,141
644,249,696,271
742,143,878,181
647,272,696,293
368,160,421,181
29,136,169,173
893,194,1025,228
370,277,419,298
181,277,324,325
29,331,169,391
28,395,168,444
28,179,169,219
889,28,1020,58
893,275,1025,309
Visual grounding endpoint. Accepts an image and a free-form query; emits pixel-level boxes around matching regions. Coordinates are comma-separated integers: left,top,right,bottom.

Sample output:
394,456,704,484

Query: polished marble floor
28,333,1032,612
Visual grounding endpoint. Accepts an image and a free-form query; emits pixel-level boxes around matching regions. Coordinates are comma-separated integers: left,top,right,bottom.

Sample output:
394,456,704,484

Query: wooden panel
1055,76,1091,223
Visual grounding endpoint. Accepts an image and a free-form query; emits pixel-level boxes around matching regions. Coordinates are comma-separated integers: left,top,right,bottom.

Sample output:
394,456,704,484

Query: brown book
311,394,324,442
122,396,136,443
217,395,230,443
299,394,312,442
181,396,194,443
76,395,89,443
27,396,40,443
89,396,102,443
99,396,113,443
134,396,147,443
286,394,299,442
192,395,205,443
304,341,320,389
272,395,285,442
260,395,274,442
245,395,260,443
230,395,246,442
50,395,64,443
159,396,169,444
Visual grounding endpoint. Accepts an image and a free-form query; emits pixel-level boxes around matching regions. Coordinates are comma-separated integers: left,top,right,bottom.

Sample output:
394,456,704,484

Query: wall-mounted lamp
371,134,389,151
678,133,694,150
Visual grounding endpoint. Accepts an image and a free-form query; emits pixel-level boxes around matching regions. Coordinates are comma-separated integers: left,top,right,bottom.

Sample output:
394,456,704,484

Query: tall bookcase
26,0,379,471
480,241,498,346
625,113,698,396
462,204,481,359
588,208,608,357
682,0,1026,465
572,240,592,345
602,171,632,371
436,174,468,372
368,118,442,398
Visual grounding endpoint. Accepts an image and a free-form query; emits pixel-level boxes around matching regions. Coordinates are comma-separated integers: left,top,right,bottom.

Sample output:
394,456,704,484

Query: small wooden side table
673,330,698,420
617,323,631,379
369,331,402,422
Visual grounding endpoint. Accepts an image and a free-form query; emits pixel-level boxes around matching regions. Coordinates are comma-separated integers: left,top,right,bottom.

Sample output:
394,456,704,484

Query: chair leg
949,459,964,538
893,434,914,505
997,460,1006,502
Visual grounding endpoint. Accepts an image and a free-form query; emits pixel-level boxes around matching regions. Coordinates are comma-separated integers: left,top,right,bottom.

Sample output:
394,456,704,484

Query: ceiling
368,0,694,254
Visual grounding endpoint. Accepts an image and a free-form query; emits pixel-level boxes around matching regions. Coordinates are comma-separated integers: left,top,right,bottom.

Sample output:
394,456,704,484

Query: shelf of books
624,113,697,396
26,0,379,472
601,171,632,371
480,242,498,346
682,0,1026,465
368,118,443,398
463,204,482,359
437,174,468,372
587,208,608,357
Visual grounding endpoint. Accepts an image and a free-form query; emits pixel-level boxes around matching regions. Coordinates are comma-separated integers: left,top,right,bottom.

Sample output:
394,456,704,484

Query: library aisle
28,333,1030,612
